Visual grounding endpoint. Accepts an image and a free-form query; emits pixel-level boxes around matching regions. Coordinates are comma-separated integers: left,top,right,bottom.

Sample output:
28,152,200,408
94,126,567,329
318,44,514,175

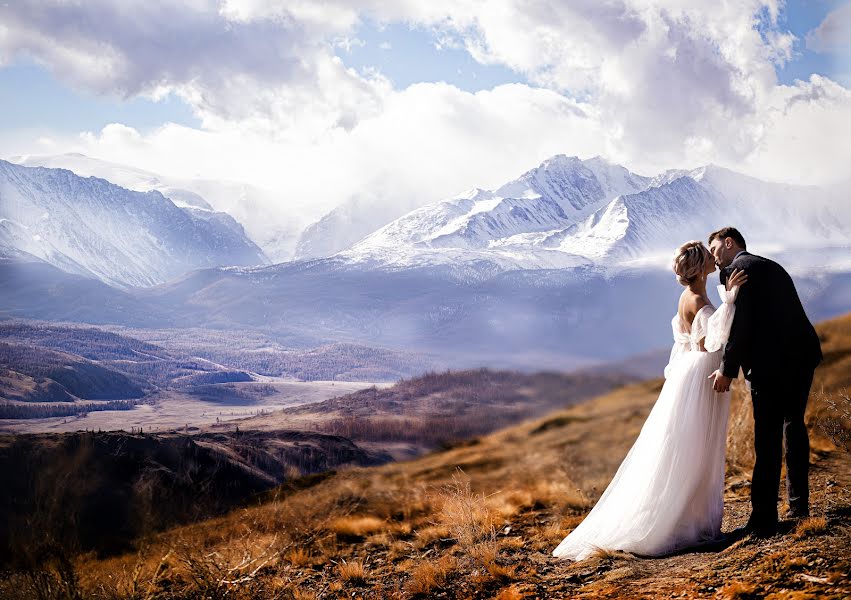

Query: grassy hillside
2,314,850,598
0,429,389,562
231,368,634,459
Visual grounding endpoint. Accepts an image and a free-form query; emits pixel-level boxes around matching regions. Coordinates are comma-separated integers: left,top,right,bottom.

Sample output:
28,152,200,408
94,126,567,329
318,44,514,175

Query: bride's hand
726,267,748,291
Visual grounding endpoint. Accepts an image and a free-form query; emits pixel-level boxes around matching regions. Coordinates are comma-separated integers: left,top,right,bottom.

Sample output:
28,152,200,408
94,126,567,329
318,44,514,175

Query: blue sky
0,59,200,133
1,0,844,137
336,19,527,91
776,0,848,85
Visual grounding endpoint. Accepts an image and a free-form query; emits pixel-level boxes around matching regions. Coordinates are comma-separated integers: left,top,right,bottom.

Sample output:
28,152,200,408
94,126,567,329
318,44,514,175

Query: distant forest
0,399,141,419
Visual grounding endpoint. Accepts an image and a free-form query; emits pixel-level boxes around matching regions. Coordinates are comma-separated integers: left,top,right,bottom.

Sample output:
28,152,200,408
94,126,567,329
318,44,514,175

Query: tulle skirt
553,349,731,560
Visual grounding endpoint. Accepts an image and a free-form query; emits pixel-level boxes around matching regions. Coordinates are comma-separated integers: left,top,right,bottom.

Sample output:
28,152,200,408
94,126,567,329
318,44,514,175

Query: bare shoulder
678,290,708,322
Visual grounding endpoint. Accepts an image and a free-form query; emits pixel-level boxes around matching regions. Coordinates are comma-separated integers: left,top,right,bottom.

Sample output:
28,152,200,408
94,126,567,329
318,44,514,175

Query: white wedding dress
553,285,738,561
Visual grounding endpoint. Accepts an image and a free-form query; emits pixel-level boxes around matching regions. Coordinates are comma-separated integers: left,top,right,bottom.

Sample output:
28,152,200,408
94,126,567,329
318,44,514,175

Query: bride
553,240,747,560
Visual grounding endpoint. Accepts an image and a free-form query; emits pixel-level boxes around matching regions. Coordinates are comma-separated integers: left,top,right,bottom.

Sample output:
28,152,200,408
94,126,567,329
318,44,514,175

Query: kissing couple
553,227,823,560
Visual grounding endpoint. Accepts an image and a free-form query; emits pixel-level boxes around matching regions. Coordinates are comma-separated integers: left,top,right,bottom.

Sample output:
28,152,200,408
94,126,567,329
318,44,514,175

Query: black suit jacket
720,252,822,383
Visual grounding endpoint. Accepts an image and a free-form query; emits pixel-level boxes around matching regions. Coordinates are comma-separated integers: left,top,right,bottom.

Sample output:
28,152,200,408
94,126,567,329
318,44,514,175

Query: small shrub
815,389,851,453
438,472,497,550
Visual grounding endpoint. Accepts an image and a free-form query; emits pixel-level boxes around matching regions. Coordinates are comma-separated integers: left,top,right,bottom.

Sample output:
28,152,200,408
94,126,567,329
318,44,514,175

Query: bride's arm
705,269,748,353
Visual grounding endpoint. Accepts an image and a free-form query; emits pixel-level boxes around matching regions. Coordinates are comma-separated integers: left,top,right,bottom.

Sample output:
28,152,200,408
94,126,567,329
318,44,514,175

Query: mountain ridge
0,160,267,288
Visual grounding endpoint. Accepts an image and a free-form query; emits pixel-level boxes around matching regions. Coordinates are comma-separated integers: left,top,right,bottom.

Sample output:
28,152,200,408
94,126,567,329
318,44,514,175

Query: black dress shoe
749,523,778,538
784,508,810,520
744,517,778,538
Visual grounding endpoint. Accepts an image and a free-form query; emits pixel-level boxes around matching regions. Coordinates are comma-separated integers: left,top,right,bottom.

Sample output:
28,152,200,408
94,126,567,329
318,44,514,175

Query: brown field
2,313,850,599
228,368,633,460
0,379,389,435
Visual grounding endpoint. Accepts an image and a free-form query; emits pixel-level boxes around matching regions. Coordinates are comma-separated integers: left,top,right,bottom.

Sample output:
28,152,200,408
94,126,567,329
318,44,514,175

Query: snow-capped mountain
3,152,849,372
337,156,851,274
0,160,266,288
296,155,652,263
11,153,313,262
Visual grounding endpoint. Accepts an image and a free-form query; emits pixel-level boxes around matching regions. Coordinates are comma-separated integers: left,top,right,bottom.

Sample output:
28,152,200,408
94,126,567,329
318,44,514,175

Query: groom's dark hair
708,226,747,250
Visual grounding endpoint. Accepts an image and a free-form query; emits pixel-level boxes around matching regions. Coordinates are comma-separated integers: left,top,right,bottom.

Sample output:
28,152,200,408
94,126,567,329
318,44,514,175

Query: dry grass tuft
493,584,525,600
412,524,451,549
329,515,385,539
587,546,636,561
794,516,828,539
404,554,457,596
336,559,367,585
718,581,761,600
438,472,498,550
283,547,315,567
762,550,808,574
726,377,755,476
471,541,516,583
815,389,851,453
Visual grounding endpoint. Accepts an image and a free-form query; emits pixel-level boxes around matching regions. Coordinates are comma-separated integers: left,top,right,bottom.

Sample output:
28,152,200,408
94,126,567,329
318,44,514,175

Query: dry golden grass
283,547,315,567
794,516,829,539
438,472,498,550
411,523,451,549
472,541,516,583
336,559,367,585
718,581,761,600
492,585,525,600
329,515,386,539
404,554,457,596
725,376,756,476
587,547,636,561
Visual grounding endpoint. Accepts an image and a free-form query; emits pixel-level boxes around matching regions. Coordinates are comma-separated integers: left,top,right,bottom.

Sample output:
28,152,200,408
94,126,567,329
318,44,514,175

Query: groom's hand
711,370,733,393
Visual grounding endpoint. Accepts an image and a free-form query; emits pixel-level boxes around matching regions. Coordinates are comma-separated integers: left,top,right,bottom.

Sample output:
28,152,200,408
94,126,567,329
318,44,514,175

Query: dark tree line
0,399,141,419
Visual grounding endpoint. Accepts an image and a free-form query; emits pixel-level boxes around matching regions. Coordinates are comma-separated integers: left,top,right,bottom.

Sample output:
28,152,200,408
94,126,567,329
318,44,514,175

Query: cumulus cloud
16,82,604,220
0,0,387,133
1,0,850,243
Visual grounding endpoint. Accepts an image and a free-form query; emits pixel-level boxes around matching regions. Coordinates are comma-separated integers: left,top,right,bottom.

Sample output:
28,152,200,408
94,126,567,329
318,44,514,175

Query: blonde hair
672,241,711,286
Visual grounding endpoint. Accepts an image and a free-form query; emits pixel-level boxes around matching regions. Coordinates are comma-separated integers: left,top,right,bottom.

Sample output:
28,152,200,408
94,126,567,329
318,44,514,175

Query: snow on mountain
11,153,213,210
551,165,851,263
11,153,311,262
294,191,413,261
336,156,653,271
336,156,851,276
0,160,266,288
296,155,652,263
492,155,650,217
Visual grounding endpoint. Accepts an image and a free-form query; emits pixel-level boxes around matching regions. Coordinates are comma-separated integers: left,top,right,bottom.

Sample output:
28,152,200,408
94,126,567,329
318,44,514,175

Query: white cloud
1,0,850,242
742,75,851,185
806,2,851,54
0,0,387,133
13,82,605,220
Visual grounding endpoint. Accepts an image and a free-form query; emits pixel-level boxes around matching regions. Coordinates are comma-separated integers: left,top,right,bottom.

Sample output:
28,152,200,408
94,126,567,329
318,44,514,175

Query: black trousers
749,369,814,523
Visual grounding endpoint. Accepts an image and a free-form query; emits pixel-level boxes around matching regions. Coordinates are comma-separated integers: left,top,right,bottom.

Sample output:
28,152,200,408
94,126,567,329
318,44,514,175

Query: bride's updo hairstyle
673,241,711,286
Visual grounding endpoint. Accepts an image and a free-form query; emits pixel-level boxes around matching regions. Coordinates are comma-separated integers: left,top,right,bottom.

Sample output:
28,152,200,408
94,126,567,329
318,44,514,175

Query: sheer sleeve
705,284,739,352
691,307,712,346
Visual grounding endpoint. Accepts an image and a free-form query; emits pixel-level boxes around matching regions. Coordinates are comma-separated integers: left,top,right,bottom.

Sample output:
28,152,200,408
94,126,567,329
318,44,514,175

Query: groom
708,227,823,536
